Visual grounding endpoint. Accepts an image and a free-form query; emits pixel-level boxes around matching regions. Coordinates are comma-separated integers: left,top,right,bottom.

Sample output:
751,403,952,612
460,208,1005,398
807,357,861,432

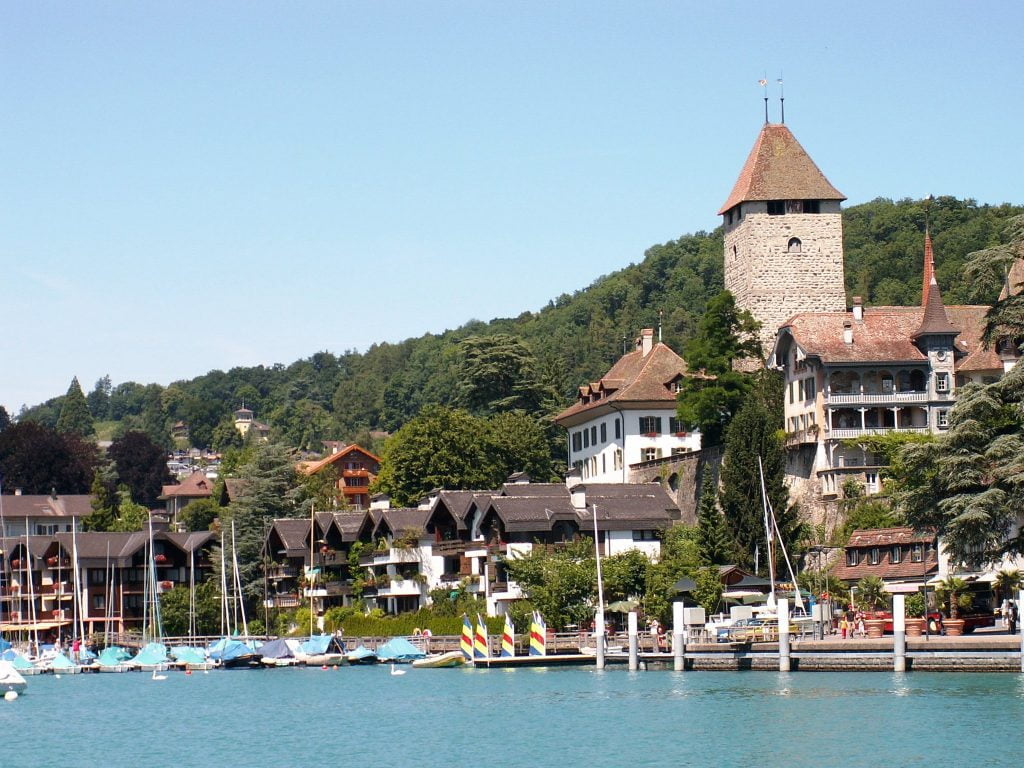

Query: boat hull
411,651,468,668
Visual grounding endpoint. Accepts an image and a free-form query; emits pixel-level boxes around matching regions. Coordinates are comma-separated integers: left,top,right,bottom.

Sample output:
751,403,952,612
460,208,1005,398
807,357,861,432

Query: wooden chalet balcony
432,540,467,556
269,593,301,608
40,582,72,596
784,427,819,448
268,565,298,579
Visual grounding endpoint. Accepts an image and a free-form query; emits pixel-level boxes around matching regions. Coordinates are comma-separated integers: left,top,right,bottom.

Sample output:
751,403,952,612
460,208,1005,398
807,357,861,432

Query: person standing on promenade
1008,601,1018,635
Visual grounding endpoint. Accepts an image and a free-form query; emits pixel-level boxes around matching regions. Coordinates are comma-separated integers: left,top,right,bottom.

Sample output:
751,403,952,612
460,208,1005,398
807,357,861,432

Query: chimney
564,465,582,489
14,488,22,496
370,493,391,510
506,471,530,485
843,321,853,345
569,483,586,510
637,328,654,356
852,296,863,321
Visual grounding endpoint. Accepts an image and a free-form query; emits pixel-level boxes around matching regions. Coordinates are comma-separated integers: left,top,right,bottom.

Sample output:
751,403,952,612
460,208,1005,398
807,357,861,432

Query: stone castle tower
719,123,848,358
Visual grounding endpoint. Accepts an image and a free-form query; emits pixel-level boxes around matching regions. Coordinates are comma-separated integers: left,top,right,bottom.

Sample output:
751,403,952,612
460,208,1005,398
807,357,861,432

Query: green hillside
19,196,1023,450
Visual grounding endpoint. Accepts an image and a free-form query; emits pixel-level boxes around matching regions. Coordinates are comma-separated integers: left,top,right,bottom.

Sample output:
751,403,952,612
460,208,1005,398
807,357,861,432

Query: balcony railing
826,391,928,405
432,540,467,556
829,426,930,439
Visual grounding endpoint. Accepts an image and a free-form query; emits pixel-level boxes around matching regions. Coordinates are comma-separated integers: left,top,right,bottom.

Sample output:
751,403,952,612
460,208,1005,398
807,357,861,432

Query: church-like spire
914,231,958,339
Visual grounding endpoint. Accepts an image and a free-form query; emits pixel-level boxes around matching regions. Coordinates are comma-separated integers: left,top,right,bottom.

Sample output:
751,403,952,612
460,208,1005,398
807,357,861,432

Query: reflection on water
6,668,1024,767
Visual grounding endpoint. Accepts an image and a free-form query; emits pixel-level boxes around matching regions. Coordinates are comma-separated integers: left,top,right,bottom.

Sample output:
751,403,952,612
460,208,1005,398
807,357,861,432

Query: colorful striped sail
473,613,489,659
460,614,474,661
529,611,546,656
500,615,515,657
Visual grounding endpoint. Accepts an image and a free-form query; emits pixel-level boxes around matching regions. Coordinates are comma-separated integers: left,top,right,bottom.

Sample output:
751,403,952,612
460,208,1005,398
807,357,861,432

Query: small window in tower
786,200,804,214
787,237,802,253
767,200,785,215
805,200,821,214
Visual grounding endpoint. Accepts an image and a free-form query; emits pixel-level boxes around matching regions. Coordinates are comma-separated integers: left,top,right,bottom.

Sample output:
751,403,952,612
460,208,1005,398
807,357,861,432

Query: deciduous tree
108,430,172,506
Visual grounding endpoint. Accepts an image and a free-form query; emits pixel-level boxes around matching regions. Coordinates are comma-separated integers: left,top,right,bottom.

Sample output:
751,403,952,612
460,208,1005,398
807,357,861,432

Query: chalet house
0,529,215,637
554,328,702,483
264,511,367,613
831,527,938,590
0,492,92,537
298,444,380,510
158,471,216,529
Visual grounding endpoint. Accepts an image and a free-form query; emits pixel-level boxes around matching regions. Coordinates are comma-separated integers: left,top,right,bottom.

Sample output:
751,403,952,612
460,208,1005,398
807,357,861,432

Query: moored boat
96,646,135,673
0,660,28,693
295,635,347,667
346,645,378,665
411,650,467,669
208,638,262,669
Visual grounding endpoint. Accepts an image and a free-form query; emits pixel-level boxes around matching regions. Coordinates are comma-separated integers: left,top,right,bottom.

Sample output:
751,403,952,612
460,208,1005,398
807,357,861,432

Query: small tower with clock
912,232,960,430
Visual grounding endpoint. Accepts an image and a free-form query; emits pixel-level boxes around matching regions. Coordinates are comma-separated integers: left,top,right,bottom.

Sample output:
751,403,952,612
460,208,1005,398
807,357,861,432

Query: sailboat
130,518,170,672
207,522,261,669
0,659,28,693
752,457,809,631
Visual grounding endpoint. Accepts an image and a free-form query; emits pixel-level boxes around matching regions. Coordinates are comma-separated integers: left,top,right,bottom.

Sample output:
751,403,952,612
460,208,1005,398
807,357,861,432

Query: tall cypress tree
696,470,734,566
56,377,95,437
718,370,800,573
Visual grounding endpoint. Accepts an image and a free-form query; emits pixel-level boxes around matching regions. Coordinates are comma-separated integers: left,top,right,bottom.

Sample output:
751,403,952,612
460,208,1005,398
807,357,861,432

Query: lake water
4,667,1023,767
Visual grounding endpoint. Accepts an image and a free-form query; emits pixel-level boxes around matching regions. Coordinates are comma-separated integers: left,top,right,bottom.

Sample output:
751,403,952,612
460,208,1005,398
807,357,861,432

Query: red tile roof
299,444,381,476
999,258,1024,300
554,342,687,426
718,124,845,215
159,470,214,500
780,305,1000,371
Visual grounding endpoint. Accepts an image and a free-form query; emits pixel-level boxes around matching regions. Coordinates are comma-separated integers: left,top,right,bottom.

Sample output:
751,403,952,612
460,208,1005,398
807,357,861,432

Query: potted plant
905,592,926,637
936,576,971,635
856,576,890,637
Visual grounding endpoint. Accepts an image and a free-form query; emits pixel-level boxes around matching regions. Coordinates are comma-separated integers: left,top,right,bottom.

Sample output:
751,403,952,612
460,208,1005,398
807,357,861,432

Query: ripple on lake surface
3,668,1023,768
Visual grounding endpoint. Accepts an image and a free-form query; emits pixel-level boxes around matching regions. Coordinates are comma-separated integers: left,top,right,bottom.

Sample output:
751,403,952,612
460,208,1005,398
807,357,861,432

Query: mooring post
628,611,639,671
893,593,906,673
672,601,685,672
778,598,790,672
1019,588,1024,673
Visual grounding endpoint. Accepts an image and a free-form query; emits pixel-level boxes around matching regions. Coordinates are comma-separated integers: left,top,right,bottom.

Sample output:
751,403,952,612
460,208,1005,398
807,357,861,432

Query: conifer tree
56,377,95,437
718,370,801,573
696,471,733,566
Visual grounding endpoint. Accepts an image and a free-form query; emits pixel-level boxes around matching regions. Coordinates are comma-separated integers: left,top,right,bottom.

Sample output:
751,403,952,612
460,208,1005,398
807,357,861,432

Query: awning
0,620,71,632
722,590,769,605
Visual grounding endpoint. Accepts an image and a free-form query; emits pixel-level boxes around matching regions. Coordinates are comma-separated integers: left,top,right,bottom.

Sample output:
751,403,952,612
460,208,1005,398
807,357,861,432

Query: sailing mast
309,502,315,637
24,521,39,653
71,518,85,644
757,457,777,608
219,528,230,636
230,520,248,637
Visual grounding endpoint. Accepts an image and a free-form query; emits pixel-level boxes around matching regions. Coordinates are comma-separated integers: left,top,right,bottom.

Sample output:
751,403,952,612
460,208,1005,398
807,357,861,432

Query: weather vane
759,75,769,123
778,74,784,123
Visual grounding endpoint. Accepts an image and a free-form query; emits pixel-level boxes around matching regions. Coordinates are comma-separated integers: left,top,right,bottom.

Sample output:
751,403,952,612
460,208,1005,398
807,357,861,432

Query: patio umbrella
606,600,640,613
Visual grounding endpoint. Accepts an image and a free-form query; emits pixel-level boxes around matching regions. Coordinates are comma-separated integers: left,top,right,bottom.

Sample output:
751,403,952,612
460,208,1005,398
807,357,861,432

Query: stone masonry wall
628,445,723,524
725,212,847,355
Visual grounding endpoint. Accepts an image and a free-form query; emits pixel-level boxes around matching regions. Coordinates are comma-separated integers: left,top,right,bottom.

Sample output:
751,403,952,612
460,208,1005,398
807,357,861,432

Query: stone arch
667,472,679,492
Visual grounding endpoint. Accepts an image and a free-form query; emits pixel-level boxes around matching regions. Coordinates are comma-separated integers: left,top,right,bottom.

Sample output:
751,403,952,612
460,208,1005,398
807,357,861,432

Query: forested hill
19,196,1024,450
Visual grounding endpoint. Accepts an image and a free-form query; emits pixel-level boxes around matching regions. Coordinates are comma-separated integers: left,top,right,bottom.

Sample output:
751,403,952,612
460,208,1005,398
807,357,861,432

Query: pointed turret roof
718,124,845,214
913,232,959,339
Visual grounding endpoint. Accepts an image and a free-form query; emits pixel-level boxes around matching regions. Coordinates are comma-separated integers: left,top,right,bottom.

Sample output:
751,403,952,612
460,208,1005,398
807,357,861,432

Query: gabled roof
374,508,430,539
555,342,688,426
832,527,938,582
425,490,488,532
159,471,215,500
777,305,997,369
718,123,845,215
299,444,381,476
327,511,368,542
0,494,93,519
268,519,313,556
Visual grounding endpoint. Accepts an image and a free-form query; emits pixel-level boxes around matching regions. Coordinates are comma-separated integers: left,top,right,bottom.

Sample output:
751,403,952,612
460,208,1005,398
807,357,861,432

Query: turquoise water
4,668,1024,767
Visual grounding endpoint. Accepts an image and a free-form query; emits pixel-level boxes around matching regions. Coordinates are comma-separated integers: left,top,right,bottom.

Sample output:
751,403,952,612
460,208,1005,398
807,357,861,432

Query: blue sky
2,1,1023,413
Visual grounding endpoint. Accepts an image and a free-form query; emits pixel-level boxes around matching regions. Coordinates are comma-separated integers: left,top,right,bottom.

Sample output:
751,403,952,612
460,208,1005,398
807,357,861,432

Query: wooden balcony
432,540,468,556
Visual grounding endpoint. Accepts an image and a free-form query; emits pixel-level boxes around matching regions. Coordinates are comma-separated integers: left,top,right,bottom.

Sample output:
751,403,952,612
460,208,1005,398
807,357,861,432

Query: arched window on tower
787,237,802,253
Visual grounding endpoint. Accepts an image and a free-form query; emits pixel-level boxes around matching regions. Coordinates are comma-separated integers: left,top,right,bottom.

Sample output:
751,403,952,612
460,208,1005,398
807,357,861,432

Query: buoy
54,674,62,680
4,691,17,702
185,669,192,676
321,665,328,670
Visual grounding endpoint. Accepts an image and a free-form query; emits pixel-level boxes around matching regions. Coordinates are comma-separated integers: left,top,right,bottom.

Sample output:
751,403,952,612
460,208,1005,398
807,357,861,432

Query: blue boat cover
346,645,377,662
50,651,77,670
300,634,345,655
97,646,133,667
0,637,10,652
207,638,260,662
376,637,426,661
258,638,294,659
170,646,208,664
1,649,34,670
132,642,169,666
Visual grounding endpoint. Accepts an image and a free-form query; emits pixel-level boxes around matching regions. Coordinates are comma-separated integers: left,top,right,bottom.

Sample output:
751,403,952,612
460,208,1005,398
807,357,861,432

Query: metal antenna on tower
777,75,785,123
658,310,663,343
759,75,769,123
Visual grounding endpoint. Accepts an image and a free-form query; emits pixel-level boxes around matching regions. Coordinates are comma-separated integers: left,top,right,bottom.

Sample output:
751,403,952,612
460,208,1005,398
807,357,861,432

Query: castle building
554,328,701,483
717,121,1022,519
719,123,848,358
